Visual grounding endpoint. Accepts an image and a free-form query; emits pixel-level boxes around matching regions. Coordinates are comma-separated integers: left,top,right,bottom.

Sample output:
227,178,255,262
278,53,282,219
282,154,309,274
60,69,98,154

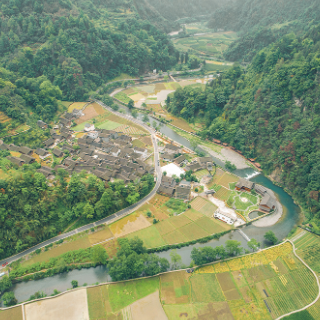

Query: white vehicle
0,272,6,278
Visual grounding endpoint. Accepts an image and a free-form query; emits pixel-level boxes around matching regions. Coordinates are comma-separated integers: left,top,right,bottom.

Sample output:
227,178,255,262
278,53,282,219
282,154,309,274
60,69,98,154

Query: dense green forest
0,156,155,259
167,26,320,232
0,0,177,124
133,0,231,32
208,0,320,61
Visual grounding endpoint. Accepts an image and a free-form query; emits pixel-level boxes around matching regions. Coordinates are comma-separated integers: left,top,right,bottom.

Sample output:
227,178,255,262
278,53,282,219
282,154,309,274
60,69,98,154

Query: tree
225,240,243,256
83,202,94,219
247,238,260,252
0,275,12,293
143,114,149,122
128,99,134,109
1,292,17,307
225,161,236,171
163,171,167,176
264,231,278,245
92,245,108,265
131,109,138,118
185,52,189,64
164,75,169,82
146,211,152,218
170,249,182,270
71,280,78,288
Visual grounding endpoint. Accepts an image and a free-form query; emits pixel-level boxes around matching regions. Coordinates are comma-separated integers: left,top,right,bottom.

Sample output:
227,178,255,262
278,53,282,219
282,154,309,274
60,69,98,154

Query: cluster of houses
236,178,276,212
158,176,192,201
2,110,153,184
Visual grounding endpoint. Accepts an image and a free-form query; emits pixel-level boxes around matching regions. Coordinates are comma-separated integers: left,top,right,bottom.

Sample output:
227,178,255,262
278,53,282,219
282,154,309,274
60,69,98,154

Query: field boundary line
275,240,320,320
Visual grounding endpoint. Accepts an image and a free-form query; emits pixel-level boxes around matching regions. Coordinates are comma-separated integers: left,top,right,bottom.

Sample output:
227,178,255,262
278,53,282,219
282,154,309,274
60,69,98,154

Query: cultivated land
3,239,320,320
0,306,23,320
173,23,238,61
25,288,89,320
123,196,231,248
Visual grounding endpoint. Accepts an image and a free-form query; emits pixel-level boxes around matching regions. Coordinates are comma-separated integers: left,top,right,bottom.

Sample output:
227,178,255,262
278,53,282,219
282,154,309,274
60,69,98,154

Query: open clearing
25,288,89,320
0,306,22,320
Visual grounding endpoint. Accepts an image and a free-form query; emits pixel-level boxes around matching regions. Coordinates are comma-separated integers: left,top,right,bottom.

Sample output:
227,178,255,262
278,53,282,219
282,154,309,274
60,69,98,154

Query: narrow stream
4,94,300,304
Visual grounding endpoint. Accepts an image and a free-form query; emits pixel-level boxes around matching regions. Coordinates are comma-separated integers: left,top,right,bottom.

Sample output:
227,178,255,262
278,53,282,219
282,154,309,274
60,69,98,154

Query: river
4,90,300,304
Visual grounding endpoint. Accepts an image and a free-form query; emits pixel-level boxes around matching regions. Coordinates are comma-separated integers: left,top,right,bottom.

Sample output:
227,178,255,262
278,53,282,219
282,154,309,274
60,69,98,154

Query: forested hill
133,0,233,32
207,0,320,61
0,0,176,122
167,26,320,233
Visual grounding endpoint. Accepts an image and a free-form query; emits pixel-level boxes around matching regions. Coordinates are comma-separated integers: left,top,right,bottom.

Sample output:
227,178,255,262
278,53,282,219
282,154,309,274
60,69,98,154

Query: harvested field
0,306,23,320
160,271,190,305
146,104,165,114
130,291,167,320
140,136,152,146
0,111,11,123
10,151,21,157
25,289,89,320
231,270,247,288
110,213,151,237
115,124,146,135
88,226,113,244
168,116,195,133
190,274,225,303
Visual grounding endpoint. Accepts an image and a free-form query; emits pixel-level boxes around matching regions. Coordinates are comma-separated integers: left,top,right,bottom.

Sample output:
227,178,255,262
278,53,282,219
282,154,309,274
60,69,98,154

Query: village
0,103,278,229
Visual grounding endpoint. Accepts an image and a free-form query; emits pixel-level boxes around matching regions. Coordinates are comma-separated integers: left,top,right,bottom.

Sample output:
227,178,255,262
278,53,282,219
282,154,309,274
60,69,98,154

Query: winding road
0,100,162,268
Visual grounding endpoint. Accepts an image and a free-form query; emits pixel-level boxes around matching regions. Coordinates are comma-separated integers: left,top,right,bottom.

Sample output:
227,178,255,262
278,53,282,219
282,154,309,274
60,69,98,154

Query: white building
84,123,95,132
214,209,236,225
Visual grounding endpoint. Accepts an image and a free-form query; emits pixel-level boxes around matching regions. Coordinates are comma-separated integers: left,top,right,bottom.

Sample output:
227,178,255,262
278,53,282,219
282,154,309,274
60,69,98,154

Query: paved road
0,101,162,268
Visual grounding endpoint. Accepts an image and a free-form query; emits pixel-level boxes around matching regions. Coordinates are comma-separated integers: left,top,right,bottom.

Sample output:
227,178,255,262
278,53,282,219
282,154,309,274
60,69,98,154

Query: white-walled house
214,209,236,225
84,123,95,132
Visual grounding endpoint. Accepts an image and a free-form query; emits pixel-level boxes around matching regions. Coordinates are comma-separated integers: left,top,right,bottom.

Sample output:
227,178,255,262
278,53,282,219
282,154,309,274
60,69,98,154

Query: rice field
214,186,231,201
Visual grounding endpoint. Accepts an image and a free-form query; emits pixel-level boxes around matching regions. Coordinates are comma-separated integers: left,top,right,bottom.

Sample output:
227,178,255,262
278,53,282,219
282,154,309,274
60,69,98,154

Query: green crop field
294,232,320,274
96,120,121,130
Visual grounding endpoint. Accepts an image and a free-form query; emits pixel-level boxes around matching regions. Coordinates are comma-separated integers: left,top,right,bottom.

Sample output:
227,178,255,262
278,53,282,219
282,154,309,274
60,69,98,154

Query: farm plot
218,172,239,188
214,186,231,201
96,120,121,130
0,306,23,320
88,226,113,245
194,169,209,180
187,242,318,319
68,102,87,112
190,196,208,211
25,289,89,320
160,271,191,304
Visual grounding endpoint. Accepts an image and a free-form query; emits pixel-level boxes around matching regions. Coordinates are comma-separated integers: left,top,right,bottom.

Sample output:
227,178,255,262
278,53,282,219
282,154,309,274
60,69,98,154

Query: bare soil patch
130,291,167,320
25,289,89,320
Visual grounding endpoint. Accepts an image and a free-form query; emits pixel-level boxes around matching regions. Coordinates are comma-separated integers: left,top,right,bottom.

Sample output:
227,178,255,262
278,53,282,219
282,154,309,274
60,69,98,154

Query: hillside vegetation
167,26,320,232
208,0,320,61
0,0,176,125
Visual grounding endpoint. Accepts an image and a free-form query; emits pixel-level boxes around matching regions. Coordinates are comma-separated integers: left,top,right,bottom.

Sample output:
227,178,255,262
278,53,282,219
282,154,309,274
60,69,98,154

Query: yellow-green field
83,241,319,320
124,196,231,248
